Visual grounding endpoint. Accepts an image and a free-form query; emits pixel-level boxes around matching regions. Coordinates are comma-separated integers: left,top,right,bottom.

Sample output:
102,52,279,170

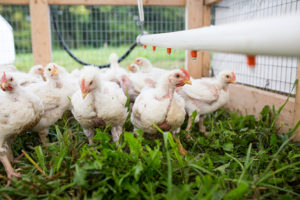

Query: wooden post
293,59,300,141
186,0,211,78
29,0,52,66
201,3,211,77
186,0,203,79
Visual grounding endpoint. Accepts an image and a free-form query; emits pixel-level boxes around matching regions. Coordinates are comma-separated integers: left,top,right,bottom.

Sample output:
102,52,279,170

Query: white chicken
71,66,128,144
177,70,236,133
0,72,43,180
10,70,42,87
29,65,46,81
119,64,156,102
47,63,79,95
131,68,192,155
128,63,140,73
128,64,157,88
134,57,167,74
0,65,42,87
28,64,73,145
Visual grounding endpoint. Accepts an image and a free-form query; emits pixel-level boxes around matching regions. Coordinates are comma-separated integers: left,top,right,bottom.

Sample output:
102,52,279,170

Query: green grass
15,46,185,72
0,104,299,199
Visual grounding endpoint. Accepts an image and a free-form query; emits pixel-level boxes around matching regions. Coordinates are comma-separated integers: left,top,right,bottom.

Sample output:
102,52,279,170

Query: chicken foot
199,116,210,136
83,128,94,145
185,117,195,141
185,117,193,131
38,129,49,146
0,154,20,186
111,126,122,142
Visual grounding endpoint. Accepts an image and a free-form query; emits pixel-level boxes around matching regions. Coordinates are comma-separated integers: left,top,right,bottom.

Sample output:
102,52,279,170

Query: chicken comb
180,68,190,79
232,72,236,81
1,72,7,83
81,79,85,92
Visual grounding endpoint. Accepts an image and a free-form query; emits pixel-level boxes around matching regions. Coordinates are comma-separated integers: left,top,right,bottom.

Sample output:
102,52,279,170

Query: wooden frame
186,0,211,79
226,84,295,133
1,0,299,140
293,59,300,141
29,0,52,66
0,0,185,6
0,0,29,4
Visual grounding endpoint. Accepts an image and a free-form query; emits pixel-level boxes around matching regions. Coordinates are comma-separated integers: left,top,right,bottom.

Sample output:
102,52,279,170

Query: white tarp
0,15,15,65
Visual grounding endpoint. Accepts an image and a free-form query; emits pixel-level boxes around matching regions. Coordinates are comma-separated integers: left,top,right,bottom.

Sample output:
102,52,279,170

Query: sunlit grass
0,106,299,199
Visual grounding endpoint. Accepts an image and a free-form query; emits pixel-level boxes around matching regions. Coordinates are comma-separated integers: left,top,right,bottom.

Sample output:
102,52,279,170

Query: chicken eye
89,81,93,85
175,74,180,78
48,68,51,71
10,77,13,81
226,75,230,78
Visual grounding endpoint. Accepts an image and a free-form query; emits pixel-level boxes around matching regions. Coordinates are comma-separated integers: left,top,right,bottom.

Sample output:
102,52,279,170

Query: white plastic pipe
137,14,300,57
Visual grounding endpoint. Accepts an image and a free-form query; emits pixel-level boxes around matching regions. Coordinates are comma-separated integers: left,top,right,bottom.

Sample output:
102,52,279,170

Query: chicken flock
0,54,236,181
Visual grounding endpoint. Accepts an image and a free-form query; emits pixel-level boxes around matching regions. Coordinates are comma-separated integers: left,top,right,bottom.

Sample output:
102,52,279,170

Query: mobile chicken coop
1,0,299,140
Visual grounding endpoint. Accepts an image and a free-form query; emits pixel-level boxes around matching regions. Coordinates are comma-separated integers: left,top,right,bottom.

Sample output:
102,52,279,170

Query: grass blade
238,143,252,185
259,183,300,197
163,132,172,199
225,153,244,171
34,146,46,172
22,150,46,175
257,161,300,185
188,163,215,177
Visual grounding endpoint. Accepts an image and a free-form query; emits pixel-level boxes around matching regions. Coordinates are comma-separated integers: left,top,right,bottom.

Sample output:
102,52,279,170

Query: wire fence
211,0,300,94
0,5,185,71
50,5,185,70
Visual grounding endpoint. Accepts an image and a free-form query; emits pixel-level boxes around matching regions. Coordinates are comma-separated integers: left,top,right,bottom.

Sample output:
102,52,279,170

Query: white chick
29,65,46,81
28,64,72,145
71,66,128,144
131,68,192,155
178,70,236,133
0,72,43,180
119,64,156,102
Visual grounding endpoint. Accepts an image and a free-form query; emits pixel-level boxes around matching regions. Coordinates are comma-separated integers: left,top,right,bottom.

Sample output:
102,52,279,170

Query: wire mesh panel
211,0,300,94
0,5,33,71
50,6,185,71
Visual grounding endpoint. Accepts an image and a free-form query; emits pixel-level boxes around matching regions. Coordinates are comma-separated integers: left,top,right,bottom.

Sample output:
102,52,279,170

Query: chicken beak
128,65,133,71
51,65,58,76
1,82,8,90
229,72,236,83
183,79,192,85
82,91,88,99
